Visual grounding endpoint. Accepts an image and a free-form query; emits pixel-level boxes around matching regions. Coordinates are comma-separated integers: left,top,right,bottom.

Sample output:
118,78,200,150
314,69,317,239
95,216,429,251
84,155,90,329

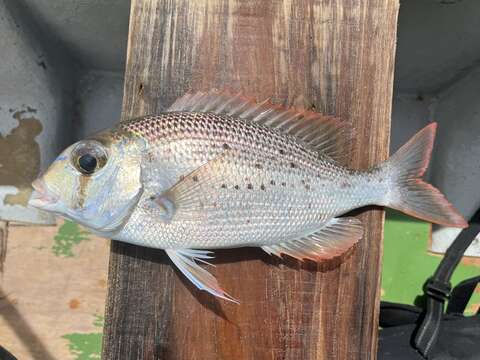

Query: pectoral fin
261,217,363,261
165,249,239,303
151,151,232,220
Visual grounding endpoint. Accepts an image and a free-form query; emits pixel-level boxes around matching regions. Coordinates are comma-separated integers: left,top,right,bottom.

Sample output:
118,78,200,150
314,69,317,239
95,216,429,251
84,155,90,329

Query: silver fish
29,90,467,302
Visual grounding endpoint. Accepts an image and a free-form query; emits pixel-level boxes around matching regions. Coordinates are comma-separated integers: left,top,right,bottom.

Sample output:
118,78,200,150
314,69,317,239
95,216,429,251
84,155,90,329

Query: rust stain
460,256,480,267
1,110,42,206
68,298,81,309
98,278,107,288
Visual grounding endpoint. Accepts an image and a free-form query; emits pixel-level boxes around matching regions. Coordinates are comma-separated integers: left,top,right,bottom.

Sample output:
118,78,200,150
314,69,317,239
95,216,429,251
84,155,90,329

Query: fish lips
28,178,60,211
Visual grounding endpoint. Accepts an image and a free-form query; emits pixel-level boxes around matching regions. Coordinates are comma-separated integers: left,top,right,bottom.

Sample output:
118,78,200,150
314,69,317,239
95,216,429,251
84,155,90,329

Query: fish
28,90,467,302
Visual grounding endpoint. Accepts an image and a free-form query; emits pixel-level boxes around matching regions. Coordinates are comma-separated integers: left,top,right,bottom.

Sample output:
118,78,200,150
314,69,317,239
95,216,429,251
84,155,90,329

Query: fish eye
71,141,108,175
78,154,97,174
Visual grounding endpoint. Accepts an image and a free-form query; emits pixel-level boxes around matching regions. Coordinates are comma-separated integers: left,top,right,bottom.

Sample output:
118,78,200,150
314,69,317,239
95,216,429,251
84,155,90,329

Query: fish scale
114,111,373,249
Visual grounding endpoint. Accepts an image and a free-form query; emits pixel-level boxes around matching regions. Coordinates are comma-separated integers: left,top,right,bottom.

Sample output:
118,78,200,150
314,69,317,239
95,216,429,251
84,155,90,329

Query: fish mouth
28,178,59,209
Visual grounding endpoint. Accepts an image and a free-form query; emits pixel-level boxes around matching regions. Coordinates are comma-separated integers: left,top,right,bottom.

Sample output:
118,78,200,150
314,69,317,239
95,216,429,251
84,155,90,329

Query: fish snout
28,178,59,209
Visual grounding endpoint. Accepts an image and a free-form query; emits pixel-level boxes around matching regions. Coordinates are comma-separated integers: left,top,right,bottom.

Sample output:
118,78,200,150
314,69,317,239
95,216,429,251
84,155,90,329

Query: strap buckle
424,277,451,302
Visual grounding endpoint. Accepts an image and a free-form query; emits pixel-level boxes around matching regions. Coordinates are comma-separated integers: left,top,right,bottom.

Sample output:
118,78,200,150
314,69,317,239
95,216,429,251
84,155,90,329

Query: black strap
413,209,480,358
0,345,17,360
447,276,480,315
379,301,422,327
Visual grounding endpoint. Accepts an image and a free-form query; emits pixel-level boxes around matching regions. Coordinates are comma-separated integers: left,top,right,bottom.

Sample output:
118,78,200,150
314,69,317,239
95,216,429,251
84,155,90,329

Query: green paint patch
63,314,103,360
93,313,104,328
382,210,479,315
52,220,90,257
63,333,102,360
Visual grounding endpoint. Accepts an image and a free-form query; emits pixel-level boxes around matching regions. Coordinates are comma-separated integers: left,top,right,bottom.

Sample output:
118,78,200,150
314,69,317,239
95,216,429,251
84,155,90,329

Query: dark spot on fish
270,180,275,186
255,163,262,169
281,182,286,187
247,183,253,190
138,82,144,95
222,143,230,150
149,195,156,200
192,175,199,182
246,219,251,224
213,202,217,207
308,203,312,209
234,185,239,190
301,179,305,184
290,162,296,168
260,184,266,191
305,184,311,190
221,184,227,189
279,149,285,155
340,182,350,189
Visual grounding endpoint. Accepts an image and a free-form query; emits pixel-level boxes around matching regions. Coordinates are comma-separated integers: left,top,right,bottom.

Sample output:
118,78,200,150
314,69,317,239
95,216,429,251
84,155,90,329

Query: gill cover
70,139,143,234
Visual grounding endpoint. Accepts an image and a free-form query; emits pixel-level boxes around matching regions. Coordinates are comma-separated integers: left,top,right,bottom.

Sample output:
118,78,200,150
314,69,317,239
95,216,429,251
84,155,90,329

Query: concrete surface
73,70,124,140
430,67,480,220
15,0,131,71
0,1,74,224
390,94,433,153
395,0,480,94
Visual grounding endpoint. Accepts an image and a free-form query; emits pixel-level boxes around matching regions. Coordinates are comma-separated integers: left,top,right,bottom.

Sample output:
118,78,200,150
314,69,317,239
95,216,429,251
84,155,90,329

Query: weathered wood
103,1,399,359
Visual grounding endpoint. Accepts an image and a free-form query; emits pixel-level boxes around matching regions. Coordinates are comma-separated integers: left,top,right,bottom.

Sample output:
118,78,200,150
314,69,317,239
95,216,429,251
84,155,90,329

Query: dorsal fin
167,90,352,162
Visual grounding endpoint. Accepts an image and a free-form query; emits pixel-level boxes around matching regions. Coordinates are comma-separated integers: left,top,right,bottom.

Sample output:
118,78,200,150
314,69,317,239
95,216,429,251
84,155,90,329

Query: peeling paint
0,109,42,206
52,220,90,257
62,314,103,360
4,188,34,207
62,333,102,360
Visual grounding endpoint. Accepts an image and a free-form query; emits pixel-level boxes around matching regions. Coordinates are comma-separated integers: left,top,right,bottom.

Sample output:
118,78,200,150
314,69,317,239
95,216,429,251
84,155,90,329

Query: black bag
378,209,480,359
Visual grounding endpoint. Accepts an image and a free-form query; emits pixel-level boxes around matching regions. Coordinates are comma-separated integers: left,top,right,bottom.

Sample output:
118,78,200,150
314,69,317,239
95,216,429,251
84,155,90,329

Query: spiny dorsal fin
167,90,352,162
261,217,363,261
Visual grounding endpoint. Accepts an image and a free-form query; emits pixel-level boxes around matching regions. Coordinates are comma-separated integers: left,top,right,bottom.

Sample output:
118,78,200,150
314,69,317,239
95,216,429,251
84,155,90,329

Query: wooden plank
103,1,399,359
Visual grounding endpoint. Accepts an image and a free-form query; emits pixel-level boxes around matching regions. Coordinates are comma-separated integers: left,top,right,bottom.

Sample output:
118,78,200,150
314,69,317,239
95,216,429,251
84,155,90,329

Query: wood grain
103,1,399,359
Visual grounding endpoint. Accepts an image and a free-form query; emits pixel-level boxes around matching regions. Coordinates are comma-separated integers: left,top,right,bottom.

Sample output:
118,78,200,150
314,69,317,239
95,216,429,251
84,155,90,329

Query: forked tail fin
383,123,467,228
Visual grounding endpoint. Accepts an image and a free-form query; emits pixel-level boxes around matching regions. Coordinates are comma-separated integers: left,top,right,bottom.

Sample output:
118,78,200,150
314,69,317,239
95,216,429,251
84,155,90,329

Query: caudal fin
384,123,467,228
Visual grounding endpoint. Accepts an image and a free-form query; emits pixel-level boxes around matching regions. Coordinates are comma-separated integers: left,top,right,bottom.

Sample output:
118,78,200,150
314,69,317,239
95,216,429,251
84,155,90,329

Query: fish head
29,133,143,234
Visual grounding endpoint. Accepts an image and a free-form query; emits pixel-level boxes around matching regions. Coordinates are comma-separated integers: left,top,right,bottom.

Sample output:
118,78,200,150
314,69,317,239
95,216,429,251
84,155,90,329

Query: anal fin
262,217,363,261
165,248,239,303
